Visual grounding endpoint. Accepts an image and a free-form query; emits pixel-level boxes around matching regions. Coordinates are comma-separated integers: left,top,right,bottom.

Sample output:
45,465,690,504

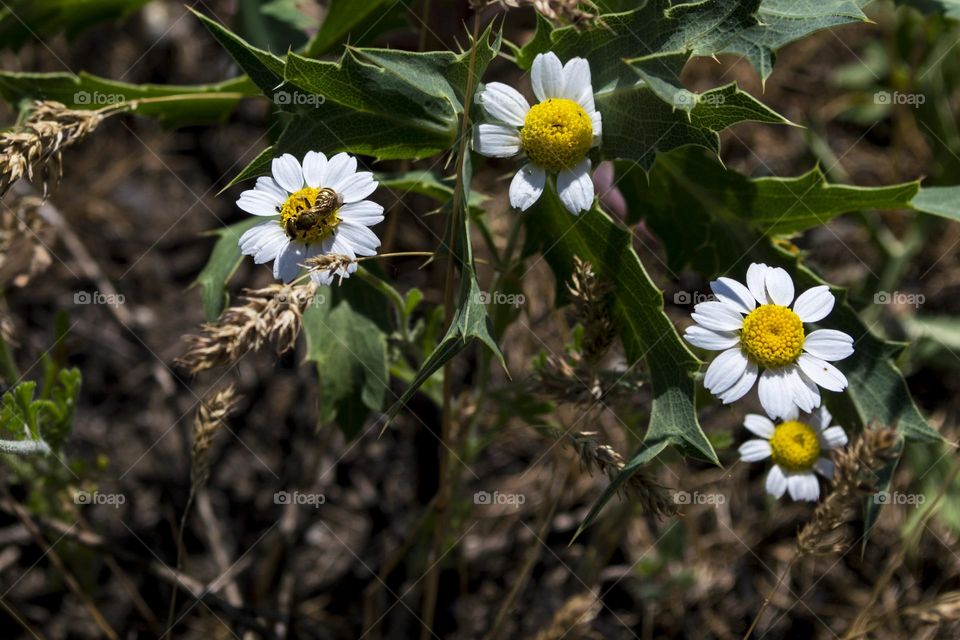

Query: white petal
562,57,594,111
324,153,358,192
531,52,565,101
271,154,304,193
474,123,521,157
691,300,745,332
704,347,749,395
787,365,821,413
798,353,848,392
787,473,820,501
758,368,795,420
239,222,287,264
746,263,771,305
810,405,832,431
339,200,384,226
803,329,854,362
255,176,288,200
793,286,835,323
766,465,787,499
711,277,756,315
684,325,739,351
739,439,772,462
743,414,775,439
814,458,835,479
274,241,306,282
590,110,602,139
765,267,795,306
337,171,378,203
820,426,848,450
237,188,284,216
718,362,758,403
479,82,530,127
557,159,594,214
509,163,545,211
302,151,328,188
336,221,381,256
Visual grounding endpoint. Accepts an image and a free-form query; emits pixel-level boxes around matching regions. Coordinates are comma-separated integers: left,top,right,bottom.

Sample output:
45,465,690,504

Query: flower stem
420,13,484,640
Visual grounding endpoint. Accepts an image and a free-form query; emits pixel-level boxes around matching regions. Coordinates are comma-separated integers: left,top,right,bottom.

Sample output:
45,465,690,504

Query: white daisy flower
738,406,848,501
683,263,854,419
473,51,602,215
235,151,384,286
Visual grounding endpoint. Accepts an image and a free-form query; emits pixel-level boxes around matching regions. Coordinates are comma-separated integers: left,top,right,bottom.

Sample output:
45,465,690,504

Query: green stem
0,330,20,383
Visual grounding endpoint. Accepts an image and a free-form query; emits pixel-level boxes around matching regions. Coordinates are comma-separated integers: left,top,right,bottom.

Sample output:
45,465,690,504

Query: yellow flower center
768,420,821,471
279,187,342,244
520,98,593,173
740,304,804,369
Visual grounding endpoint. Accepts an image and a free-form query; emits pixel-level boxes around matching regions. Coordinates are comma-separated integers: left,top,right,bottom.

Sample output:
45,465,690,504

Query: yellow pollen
279,186,341,244
740,304,804,369
768,420,821,471
520,98,593,173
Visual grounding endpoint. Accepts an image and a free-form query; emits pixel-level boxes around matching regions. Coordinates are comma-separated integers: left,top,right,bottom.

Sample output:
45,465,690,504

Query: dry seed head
567,256,616,365
903,592,960,625
568,430,677,519
191,385,238,489
176,283,317,375
797,426,901,556
0,101,103,197
534,592,601,640
304,253,356,284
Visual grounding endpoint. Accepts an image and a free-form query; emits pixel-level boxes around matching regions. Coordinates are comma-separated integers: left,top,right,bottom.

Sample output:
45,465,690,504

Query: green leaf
0,72,256,128
897,0,960,19
278,25,501,161
910,186,960,221
0,367,80,453
382,155,506,424
517,1,869,87
598,82,790,170
191,8,287,94
0,0,149,51
523,185,718,534
192,218,263,321
303,297,389,439
305,0,404,57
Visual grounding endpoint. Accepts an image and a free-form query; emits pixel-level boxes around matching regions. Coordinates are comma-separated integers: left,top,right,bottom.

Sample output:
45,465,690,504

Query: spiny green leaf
598,82,790,169
277,25,501,161
191,8,286,94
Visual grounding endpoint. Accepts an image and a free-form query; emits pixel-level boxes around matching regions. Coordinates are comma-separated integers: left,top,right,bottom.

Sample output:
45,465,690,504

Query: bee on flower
683,263,854,419
235,152,384,285
738,406,848,501
473,52,602,215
